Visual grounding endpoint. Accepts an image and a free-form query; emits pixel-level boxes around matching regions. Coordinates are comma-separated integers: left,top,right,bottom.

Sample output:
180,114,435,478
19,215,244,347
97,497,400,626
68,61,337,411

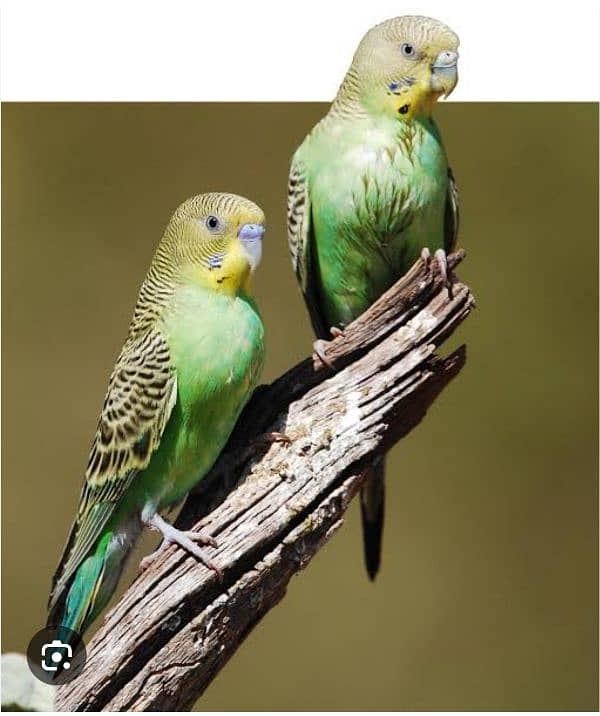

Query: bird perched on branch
287,15,460,580
48,193,266,638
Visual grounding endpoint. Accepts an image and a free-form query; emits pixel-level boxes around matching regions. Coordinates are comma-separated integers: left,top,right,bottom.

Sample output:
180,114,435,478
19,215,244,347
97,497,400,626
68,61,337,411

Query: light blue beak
238,223,265,242
238,223,264,271
431,50,459,97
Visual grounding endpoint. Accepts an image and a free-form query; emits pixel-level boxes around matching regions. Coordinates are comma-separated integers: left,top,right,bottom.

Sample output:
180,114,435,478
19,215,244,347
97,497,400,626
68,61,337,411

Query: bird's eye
401,43,416,58
205,215,221,232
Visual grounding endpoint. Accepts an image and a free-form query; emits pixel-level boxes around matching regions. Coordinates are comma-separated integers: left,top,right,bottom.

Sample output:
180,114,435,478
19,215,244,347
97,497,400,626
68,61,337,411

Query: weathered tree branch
56,251,474,712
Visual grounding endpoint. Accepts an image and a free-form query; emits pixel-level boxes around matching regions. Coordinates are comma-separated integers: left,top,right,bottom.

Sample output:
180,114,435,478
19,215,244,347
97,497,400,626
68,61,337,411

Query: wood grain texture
56,250,474,712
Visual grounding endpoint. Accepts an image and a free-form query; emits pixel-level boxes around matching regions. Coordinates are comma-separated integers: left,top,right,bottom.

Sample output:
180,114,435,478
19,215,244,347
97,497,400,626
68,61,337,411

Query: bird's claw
142,512,223,581
312,326,345,370
312,338,335,370
139,551,160,573
434,248,447,284
183,529,219,549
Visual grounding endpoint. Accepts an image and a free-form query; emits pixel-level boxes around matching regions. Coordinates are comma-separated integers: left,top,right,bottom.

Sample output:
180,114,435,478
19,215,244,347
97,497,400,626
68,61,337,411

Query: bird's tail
47,529,134,638
359,456,386,581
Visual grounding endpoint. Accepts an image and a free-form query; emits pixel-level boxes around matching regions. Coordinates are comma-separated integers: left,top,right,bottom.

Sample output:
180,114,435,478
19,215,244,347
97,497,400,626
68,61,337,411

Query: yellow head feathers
335,15,459,119
159,192,265,296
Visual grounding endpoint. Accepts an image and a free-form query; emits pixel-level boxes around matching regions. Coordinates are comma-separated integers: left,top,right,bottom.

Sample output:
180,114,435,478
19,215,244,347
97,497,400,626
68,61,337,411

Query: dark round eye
206,215,220,231
401,43,416,58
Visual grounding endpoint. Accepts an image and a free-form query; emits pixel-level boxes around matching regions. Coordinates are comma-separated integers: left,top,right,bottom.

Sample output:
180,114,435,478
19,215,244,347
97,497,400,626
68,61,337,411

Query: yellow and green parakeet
287,16,460,579
47,193,266,638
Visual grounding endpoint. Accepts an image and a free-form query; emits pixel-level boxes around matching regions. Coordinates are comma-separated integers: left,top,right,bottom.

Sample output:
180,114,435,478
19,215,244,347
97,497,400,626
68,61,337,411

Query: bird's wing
49,328,177,612
444,166,460,254
287,156,328,338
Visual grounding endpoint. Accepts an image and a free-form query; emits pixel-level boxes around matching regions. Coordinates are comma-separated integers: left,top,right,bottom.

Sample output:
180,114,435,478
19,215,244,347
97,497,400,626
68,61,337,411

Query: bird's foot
434,248,453,297
142,512,223,580
312,327,345,370
422,247,452,296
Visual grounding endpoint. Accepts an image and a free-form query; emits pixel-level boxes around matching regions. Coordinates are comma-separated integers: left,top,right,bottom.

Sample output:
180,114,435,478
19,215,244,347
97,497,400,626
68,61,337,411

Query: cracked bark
56,251,474,712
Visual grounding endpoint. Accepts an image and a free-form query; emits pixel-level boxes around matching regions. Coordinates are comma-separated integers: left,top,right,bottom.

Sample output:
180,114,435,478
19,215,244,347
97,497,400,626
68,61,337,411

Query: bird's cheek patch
207,252,225,270
383,82,415,118
387,76,416,95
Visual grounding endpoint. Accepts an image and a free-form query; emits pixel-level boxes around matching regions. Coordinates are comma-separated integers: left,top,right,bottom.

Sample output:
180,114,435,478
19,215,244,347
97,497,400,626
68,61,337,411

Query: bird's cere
432,50,459,69
238,223,265,242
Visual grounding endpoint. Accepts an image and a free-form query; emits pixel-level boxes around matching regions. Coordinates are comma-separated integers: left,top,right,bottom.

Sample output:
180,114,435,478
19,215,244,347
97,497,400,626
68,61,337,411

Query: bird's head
161,192,265,296
339,15,459,120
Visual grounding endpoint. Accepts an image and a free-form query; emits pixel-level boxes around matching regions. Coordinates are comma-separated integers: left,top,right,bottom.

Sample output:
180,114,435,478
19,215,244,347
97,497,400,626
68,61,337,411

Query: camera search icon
27,627,86,685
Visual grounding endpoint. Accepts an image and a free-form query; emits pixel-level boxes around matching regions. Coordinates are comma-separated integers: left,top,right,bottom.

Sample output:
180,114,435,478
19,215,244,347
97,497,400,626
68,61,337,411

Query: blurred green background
2,103,598,710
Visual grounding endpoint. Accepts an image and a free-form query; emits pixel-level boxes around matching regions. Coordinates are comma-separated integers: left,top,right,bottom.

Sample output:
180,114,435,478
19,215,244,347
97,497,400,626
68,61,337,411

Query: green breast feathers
289,114,454,330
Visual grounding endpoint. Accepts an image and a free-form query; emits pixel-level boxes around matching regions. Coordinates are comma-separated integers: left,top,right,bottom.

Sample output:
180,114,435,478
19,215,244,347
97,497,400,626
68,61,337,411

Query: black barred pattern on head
168,192,259,226
377,15,458,47
129,192,263,336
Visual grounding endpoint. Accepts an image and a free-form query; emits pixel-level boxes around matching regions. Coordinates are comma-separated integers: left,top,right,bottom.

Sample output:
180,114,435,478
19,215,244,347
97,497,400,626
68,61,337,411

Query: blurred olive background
2,103,598,710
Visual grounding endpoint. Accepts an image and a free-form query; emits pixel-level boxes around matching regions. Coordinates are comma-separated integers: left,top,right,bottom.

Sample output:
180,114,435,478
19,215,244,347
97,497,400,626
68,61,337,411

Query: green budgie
47,193,266,638
287,16,459,579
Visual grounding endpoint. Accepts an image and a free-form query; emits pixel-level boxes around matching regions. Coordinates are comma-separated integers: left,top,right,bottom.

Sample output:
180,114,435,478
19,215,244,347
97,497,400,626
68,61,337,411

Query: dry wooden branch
56,251,474,712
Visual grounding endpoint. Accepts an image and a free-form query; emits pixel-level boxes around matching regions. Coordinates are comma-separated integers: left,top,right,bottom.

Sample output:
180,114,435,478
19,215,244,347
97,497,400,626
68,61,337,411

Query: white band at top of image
1,0,598,102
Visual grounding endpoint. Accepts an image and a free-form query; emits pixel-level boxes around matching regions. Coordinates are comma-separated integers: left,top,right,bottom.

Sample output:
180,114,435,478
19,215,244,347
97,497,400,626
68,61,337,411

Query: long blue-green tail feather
61,532,112,634
47,528,133,638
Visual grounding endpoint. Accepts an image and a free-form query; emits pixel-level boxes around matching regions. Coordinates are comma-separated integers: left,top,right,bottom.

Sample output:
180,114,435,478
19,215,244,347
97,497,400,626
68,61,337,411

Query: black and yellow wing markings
48,328,177,617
